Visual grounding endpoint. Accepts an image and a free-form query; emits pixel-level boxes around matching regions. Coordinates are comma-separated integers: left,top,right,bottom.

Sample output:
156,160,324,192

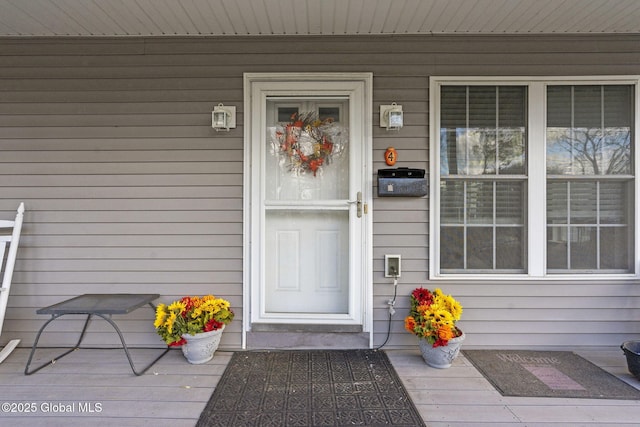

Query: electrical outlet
384,254,401,278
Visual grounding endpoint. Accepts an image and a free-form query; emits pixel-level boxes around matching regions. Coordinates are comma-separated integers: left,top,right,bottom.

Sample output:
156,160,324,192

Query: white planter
418,332,465,369
181,325,225,364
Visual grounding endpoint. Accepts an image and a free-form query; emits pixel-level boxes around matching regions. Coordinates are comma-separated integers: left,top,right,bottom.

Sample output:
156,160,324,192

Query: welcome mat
196,350,425,427
464,350,640,400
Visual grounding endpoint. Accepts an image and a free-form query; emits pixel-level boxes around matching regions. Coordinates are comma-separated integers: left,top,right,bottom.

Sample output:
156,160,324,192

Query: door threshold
246,329,369,349
250,323,363,333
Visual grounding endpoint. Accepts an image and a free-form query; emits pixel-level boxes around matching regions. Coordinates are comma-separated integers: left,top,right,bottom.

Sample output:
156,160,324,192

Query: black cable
375,274,398,350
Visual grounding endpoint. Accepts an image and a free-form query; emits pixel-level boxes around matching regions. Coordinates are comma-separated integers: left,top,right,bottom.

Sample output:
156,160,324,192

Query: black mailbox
377,168,428,197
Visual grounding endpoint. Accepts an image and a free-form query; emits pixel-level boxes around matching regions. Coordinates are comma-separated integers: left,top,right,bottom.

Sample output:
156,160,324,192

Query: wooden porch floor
0,346,638,426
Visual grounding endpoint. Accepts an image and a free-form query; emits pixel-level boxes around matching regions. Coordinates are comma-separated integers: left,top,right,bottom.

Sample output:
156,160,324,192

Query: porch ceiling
0,0,639,38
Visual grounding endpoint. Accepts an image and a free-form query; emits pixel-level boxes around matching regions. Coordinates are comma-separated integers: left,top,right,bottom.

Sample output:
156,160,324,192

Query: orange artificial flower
404,316,416,332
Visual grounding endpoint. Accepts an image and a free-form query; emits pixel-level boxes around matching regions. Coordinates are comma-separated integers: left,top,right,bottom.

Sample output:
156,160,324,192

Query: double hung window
431,78,637,278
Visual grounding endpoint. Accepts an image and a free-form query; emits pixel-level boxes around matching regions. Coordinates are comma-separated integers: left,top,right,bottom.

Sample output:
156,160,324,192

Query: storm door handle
347,191,362,218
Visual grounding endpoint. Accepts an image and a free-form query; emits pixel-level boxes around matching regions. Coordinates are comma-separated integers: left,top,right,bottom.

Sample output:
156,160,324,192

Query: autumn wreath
273,111,346,177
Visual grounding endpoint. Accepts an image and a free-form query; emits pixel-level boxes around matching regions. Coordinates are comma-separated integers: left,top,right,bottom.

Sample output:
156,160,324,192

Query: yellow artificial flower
168,300,186,314
429,308,454,327
448,299,463,321
154,304,167,328
165,311,178,333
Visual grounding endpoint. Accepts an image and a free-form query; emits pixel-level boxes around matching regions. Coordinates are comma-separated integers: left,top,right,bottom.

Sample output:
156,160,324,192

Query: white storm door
247,75,372,327
264,99,351,315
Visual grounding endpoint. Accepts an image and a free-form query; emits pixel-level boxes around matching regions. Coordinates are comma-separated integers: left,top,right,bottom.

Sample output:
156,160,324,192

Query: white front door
244,74,373,341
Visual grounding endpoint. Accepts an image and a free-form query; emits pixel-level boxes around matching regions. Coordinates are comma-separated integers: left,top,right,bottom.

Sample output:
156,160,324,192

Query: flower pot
418,332,465,369
621,340,640,380
181,325,225,364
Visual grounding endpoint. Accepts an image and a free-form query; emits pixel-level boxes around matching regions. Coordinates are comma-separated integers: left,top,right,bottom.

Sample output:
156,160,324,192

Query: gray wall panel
1,34,639,350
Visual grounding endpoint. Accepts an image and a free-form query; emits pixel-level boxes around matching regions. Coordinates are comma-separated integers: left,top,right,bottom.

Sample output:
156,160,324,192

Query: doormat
196,350,425,427
463,350,640,400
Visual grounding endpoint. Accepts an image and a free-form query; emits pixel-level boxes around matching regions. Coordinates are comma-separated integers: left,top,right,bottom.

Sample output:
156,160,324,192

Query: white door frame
242,72,373,348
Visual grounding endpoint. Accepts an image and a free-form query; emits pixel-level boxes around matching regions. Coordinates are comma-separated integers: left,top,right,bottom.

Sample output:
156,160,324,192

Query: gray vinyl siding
1,34,639,350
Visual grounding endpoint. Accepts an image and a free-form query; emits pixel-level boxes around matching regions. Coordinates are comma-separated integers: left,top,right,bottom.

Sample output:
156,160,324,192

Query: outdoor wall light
211,103,236,132
380,103,403,131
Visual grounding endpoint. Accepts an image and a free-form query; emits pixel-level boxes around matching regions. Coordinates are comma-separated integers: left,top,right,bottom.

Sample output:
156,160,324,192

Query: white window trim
429,76,640,281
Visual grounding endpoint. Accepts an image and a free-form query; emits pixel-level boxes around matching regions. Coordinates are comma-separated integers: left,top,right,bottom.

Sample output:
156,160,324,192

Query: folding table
25,293,169,376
